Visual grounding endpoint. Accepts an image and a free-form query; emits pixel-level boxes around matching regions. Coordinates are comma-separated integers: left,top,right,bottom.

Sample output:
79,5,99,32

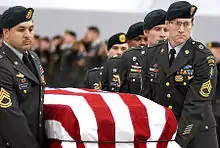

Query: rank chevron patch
0,88,12,108
199,80,212,97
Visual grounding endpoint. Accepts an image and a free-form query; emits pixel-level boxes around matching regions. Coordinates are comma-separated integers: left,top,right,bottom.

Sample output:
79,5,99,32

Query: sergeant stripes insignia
199,80,212,97
0,87,12,108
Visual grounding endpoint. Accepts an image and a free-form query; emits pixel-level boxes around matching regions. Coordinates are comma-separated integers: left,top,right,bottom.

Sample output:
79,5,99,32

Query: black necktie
169,48,176,67
22,53,37,76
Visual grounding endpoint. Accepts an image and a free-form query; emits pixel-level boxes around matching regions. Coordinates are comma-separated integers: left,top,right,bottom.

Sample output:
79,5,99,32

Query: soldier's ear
3,28,9,40
143,30,149,37
165,21,169,26
191,17,195,26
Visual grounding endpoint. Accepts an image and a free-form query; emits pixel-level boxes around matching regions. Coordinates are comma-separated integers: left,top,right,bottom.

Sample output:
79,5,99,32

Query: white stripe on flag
137,95,166,148
100,93,134,148
44,94,99,148
61,141,77,148
59,88,89,93
45,120,73,141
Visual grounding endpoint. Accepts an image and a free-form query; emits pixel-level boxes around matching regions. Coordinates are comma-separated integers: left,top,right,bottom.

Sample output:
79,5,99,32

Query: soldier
141,1,218,148
0,14,2,47
119,10,168,94
0,6,46,148
143,9,169,47
101,33,128,92
126,22,147,48
207,42,220,147
84,66,103,90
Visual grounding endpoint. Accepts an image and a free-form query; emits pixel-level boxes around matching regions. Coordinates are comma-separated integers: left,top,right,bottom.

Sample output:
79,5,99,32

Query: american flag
44,88,180,148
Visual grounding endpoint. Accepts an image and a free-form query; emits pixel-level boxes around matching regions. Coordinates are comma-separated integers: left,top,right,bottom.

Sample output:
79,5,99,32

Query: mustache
23,39,32,43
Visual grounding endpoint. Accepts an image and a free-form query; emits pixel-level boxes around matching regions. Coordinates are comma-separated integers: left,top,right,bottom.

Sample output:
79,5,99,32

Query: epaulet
124,46,143,54
109,55,121,60
191,40,210,54
88,66,103,72
156,39,166,44
148,41,164,50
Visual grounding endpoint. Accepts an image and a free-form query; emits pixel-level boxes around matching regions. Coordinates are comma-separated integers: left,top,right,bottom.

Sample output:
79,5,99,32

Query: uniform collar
3,40,23,60
168,41,186,57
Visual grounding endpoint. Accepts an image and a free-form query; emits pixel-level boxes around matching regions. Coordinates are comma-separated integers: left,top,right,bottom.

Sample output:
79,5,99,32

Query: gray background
0,4,219,44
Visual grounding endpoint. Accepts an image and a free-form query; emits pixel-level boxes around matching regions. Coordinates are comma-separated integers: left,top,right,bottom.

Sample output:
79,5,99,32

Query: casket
44,88,180,148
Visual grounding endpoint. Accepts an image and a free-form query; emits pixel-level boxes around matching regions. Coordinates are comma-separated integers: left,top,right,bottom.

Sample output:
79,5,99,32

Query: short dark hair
88,26,100,35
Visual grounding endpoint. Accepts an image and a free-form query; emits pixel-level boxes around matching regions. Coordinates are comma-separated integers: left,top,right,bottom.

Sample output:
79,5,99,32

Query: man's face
146,24,169,47
63,33,76,44
166,18,193,46
210,47,220,63
3,20,34,53
85,30,99,42
108,43,128,57
128,34,148,48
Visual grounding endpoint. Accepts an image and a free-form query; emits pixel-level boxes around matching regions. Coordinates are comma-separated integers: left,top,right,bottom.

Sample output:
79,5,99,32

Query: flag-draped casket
43,88,180,148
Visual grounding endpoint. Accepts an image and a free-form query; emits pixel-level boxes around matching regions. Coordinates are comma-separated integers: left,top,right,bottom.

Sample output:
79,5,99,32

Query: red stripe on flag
156,107,178,148
49,139,62,148
45,89,116,148
44,104,85,148
119,93,150,148
83,93,116,148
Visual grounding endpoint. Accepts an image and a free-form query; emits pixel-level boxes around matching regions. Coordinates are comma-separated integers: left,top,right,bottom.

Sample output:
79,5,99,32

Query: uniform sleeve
84,71,90,88
119,54,129,93
140,50,153,99
175,54,217,147
101,61,110,91
0,67,40,148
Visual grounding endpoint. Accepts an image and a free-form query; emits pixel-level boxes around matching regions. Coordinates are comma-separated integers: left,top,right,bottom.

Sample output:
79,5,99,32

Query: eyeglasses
169,21,192,29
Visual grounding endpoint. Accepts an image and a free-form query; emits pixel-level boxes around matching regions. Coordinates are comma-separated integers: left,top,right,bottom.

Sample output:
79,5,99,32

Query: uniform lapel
156,41,170,74
166,39,193,78
29,51,45,86
29,52,41,79
1,43,40,84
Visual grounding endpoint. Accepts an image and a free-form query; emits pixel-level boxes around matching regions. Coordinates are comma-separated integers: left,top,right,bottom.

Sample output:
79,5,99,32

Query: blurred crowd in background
30,26,107,88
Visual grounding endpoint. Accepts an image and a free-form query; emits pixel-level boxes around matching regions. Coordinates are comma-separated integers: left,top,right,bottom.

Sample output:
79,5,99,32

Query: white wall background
0,0,220,43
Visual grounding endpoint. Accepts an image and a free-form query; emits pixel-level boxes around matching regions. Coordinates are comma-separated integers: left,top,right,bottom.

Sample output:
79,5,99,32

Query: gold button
39,124,42,127
167,94,171,98
168,106,172,109
183,82,187,86
23,90,27,93
192,41,195,45
40,111,42,115
41,98,43,102
166,82,170,86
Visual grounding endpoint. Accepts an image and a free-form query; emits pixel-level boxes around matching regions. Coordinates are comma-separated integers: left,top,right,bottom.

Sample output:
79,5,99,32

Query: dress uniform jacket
141,38,218,147
101,56,121,92
84,67,103,90
119,46,146,94
0,43,45,148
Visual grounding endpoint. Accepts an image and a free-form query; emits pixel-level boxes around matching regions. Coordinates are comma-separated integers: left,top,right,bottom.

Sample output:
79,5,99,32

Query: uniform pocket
148,71,161,83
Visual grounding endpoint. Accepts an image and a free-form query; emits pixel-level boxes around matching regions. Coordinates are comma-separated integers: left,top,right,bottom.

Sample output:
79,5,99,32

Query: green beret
207,42,220,48
107,33,127,50
126,22,144,40
0,14,2,34
65,30,77,37
166,1,197,21
144,9,166,30
0,6,34,29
